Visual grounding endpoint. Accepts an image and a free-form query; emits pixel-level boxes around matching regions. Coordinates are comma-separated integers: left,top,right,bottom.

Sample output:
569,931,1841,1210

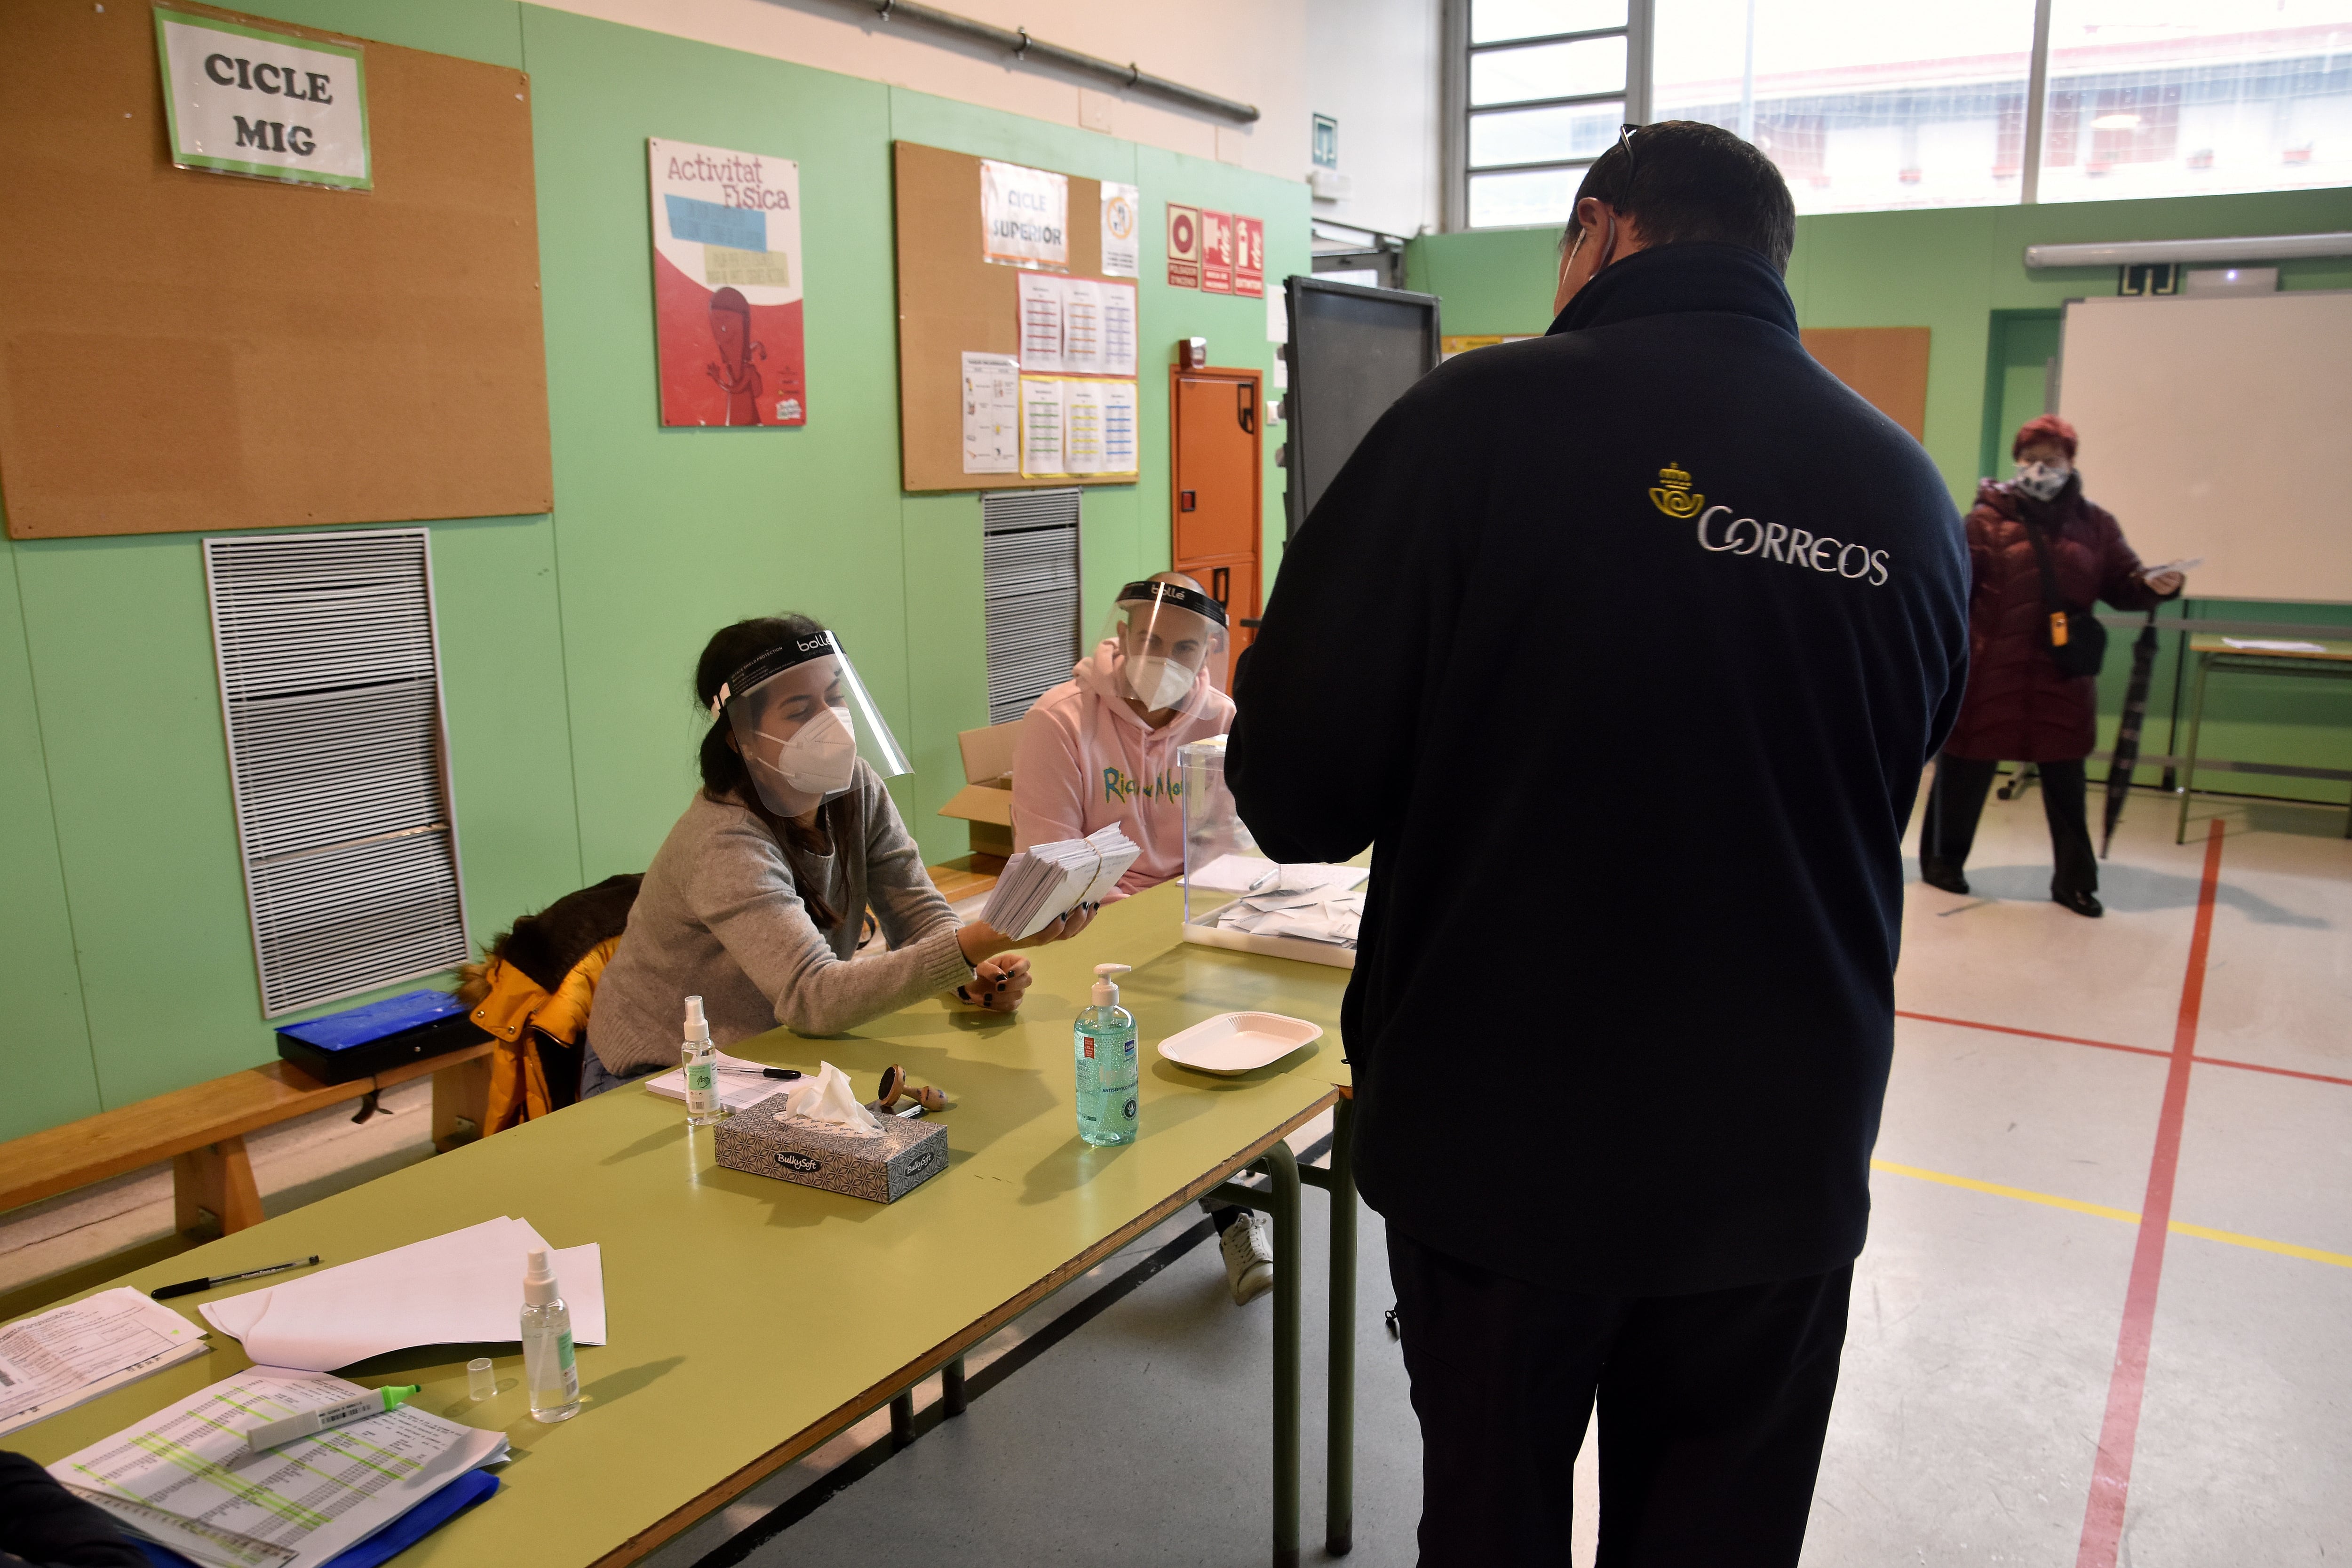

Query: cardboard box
937,720,1023,863
712,1094,949,1202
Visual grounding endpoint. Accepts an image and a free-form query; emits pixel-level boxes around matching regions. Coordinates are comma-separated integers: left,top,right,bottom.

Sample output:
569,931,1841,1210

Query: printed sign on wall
981,159,1069,271
1100,182,1141,278
1166,204,1201,289
153,8,370,189
1233,216,1265,297
1200,211,1234,294
649,138,807,427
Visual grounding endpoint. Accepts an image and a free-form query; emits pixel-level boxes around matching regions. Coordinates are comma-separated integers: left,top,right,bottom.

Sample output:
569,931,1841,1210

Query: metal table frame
2175,644,2352,842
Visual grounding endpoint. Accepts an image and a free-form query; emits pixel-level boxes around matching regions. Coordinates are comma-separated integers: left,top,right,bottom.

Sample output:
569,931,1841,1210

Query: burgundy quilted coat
1943,477,2168,762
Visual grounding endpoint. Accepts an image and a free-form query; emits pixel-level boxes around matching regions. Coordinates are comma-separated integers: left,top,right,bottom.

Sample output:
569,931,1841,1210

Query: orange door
1170,368,1263,682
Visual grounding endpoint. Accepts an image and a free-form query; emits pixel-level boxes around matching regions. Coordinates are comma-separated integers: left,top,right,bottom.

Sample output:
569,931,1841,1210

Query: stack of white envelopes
981,825,1138,938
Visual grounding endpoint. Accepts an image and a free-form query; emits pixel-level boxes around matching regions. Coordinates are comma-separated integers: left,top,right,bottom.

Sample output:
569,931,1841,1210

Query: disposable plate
1155,1011,1323,1075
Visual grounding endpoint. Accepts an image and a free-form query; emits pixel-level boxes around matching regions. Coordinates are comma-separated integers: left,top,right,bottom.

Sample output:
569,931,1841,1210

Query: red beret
2013,414,2078,459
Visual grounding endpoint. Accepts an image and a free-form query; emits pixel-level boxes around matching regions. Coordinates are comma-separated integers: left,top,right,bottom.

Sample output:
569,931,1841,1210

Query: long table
12,883,1359,1567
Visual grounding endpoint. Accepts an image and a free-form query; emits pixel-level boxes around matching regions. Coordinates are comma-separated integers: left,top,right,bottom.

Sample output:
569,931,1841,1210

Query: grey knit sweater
588,766,973,1074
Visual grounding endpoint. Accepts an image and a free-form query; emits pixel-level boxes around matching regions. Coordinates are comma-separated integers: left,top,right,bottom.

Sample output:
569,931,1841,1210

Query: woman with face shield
1012,574,1236,903
580,616,1094,1097
1922,416,2185,917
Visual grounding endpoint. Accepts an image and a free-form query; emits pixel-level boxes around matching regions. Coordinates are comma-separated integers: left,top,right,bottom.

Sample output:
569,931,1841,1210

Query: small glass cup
467,1357,496,1401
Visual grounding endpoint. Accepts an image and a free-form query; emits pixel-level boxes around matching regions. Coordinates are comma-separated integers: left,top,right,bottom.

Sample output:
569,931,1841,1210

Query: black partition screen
1282,276,1443,536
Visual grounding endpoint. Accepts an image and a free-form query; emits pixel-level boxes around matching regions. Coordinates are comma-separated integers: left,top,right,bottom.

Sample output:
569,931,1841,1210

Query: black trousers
1387,1225,1851,1568
1924,753,2098,894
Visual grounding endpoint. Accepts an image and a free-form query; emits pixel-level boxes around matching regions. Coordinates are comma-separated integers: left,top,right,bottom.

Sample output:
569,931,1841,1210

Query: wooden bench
0,1044,493,1237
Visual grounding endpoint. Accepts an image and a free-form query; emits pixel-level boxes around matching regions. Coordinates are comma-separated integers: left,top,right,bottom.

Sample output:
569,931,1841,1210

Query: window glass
1471,34,1629,106
1470,101,1627,167
1472,0,1629,45
1469,166,1583,228
1652,0,2039,213
2037,0,2352,203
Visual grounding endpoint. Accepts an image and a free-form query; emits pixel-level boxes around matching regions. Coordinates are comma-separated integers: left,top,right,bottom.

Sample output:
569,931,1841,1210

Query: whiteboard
2058,291,2352,604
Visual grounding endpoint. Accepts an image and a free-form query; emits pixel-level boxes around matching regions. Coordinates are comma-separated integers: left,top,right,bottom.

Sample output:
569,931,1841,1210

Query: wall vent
203,529,469,1017
980,488,1082,726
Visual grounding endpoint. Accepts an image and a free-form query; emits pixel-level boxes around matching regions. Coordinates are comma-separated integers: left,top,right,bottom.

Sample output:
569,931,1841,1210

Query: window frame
1444,0,1654,231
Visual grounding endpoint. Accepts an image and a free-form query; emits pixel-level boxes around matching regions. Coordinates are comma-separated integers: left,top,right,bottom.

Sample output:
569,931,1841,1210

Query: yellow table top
10,883,1353,1565
2189,633,2352,662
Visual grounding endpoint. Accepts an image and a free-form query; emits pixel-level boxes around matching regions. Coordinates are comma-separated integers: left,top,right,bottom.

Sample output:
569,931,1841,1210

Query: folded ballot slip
980,825,1139,939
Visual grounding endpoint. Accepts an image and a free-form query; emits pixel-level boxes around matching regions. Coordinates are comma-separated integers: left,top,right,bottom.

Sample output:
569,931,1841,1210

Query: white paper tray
1180,918,1356,969
1156,1011,1324,1075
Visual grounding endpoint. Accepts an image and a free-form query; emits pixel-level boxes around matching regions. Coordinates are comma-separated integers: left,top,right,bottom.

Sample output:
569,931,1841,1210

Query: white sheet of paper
199,1218,604,1371
1063,380,1106,475
1061,279,1104,375
646,1051,801,1113
0,1288,210,1436
1188,853,1368,894
1100,380,1139,474
2221,637,2327,653
1020,376,1065,476
52,1367,506,1568
1018,273,1065,372
1100,282,1138,376
1267,287,1288,344
960,351,1020,474
1100,181,1140,277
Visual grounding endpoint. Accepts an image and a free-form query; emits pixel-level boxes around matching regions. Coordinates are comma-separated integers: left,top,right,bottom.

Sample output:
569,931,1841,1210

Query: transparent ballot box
1179,737,1367,971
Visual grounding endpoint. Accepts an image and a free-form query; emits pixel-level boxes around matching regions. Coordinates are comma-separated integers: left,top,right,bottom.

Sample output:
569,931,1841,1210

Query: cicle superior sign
981,159,1068,271
153,8,370,189
649,138,807,427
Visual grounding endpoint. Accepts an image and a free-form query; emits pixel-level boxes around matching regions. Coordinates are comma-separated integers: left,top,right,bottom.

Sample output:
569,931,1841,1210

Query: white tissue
776,1061,884,1138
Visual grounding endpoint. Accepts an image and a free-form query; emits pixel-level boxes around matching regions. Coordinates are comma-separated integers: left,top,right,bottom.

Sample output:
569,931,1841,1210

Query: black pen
714,1067,804,1080
151,1256,321,1301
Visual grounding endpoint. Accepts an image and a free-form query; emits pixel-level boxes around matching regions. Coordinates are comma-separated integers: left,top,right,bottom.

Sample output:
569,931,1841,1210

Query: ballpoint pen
714,1066,804,1079
151,1257,321,1301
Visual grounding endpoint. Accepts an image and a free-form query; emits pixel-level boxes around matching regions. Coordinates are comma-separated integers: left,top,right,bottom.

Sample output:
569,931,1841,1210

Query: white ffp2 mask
1126,654,1196,711
2015,460,2072,501
763,706,858,796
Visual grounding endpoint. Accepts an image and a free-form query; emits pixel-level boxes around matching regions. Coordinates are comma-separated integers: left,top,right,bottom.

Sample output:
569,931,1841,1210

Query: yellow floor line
1868,1159,2352,1270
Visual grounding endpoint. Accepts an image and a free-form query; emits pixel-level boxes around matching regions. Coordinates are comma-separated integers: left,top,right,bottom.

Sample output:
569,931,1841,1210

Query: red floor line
2075,819,2226,1568
1895,1011,2352,1090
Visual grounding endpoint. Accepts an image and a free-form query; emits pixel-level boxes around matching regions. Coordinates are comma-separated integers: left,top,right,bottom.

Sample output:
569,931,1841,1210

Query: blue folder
130,1468,498,1568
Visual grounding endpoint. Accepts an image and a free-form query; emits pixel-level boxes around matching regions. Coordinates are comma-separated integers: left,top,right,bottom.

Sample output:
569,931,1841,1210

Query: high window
1449,0,2352,226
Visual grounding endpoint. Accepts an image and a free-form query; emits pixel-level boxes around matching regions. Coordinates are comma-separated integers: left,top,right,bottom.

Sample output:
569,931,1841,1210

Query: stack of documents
646,1049,800,1113
981,825,1139,938
50,1366,506,1568
1207,883,1366,947
0,1288,211,1437
1188,854,1367,897
199,1218,604,1372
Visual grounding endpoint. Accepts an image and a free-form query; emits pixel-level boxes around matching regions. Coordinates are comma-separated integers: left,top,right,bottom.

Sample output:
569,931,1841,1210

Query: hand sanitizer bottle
520,1248,580,1423
682,995,723,1126
1075,963,1139,1146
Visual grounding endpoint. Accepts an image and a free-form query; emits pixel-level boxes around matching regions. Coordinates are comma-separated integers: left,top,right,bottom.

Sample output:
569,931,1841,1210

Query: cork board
1801,327,1931,442
0,1,552,539
893,140,1131,493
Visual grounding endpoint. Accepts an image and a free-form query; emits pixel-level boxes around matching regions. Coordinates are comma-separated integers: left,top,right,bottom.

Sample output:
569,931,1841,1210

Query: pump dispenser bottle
1074,963,1139,1146
520,1248,580,1423
681,995,723,1126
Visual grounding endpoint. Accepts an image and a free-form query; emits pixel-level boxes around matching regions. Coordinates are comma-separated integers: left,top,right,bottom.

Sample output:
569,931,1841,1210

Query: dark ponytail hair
693,615,853,932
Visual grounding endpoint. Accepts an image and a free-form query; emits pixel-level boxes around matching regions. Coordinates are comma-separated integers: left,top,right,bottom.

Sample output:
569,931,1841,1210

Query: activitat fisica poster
649,138,806,427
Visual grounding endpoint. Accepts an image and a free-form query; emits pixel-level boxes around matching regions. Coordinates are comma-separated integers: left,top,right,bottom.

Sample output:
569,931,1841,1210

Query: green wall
1406,189,2352,807
0,1,1305,1141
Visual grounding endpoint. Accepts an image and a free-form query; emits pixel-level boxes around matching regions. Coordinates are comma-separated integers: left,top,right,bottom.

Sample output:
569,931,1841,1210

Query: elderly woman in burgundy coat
1921,415,2185,917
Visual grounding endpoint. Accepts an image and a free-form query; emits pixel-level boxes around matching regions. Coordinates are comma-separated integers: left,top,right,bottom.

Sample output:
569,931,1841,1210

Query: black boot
1920,857,1970,895
2053,888,2104,918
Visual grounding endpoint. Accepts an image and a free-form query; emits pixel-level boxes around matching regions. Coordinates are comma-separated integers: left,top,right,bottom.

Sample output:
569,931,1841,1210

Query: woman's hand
2148,569,2185,597
956,954,1032,1013
955,904,1102,967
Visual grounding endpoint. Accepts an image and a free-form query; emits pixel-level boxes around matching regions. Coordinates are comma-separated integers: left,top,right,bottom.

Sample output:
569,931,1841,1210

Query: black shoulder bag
2018,511,2107,678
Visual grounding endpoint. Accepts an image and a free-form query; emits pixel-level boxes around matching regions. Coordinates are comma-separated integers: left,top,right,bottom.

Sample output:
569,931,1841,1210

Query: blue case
275,990,489,1084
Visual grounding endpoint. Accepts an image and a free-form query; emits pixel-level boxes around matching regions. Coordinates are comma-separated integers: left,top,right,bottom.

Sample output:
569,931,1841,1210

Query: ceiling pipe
856,0,1261,124
2024,233,2352,268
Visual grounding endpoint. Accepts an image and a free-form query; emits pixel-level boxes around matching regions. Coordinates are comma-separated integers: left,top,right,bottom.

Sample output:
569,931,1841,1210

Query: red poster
650,138,808,427
1233,215,1264,297
1200,210,1233,294
1166,203,1200,289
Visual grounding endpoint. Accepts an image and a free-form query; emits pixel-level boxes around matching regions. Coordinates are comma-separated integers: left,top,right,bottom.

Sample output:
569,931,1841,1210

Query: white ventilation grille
981,488,1083,725
204,529,469,1017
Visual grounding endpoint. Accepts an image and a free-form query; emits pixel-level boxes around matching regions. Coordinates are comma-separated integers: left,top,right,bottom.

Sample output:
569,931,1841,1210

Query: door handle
1237,382,1256,434
1180,490,1197,512
1212,567,1230,608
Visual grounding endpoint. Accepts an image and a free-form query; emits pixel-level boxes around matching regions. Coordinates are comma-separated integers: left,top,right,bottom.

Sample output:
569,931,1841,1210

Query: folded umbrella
2101,609,2163,857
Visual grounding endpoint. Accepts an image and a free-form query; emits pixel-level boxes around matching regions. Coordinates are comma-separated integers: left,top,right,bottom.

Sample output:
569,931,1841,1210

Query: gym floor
671,782,2352,1565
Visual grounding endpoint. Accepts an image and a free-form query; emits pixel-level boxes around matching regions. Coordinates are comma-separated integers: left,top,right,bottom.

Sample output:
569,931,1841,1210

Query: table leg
2177,652,2213,845
942,1354,968,1418
1326,1096,1357,1557
1260,1140,1301,1568
890,1389,915,1450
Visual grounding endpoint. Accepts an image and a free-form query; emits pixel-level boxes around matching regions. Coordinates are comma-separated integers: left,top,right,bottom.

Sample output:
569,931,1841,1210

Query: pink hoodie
1011,638,1236,899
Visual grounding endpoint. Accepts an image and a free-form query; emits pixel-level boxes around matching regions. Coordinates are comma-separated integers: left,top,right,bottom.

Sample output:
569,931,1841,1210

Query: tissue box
712,1093,949,1203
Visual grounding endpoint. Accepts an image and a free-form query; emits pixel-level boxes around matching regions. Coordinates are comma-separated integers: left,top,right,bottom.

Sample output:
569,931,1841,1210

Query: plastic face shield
1099,580,1232,713
712,631,911,816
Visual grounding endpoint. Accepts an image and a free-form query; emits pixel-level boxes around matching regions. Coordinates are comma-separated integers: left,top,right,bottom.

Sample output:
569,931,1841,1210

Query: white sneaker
1219,1213,1275,1306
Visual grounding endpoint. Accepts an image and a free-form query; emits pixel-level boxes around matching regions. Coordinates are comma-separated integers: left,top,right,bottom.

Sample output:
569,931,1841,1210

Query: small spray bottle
1074,963,1139,1146
682,995,723,1126
519,1248,580,1423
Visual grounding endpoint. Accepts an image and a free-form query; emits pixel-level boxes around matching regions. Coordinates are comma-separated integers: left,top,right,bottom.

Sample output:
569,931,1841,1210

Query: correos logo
1655,465,1890,587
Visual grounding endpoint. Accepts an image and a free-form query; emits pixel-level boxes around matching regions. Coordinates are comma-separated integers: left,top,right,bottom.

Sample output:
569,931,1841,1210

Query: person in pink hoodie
1013,573,1275,1305
1012,573,1236,900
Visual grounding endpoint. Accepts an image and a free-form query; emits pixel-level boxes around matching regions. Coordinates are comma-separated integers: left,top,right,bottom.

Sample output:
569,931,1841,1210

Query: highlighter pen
245,1385,419,1454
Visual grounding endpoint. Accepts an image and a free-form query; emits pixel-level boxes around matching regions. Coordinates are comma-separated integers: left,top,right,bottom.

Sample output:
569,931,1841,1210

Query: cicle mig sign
154,9,371,190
